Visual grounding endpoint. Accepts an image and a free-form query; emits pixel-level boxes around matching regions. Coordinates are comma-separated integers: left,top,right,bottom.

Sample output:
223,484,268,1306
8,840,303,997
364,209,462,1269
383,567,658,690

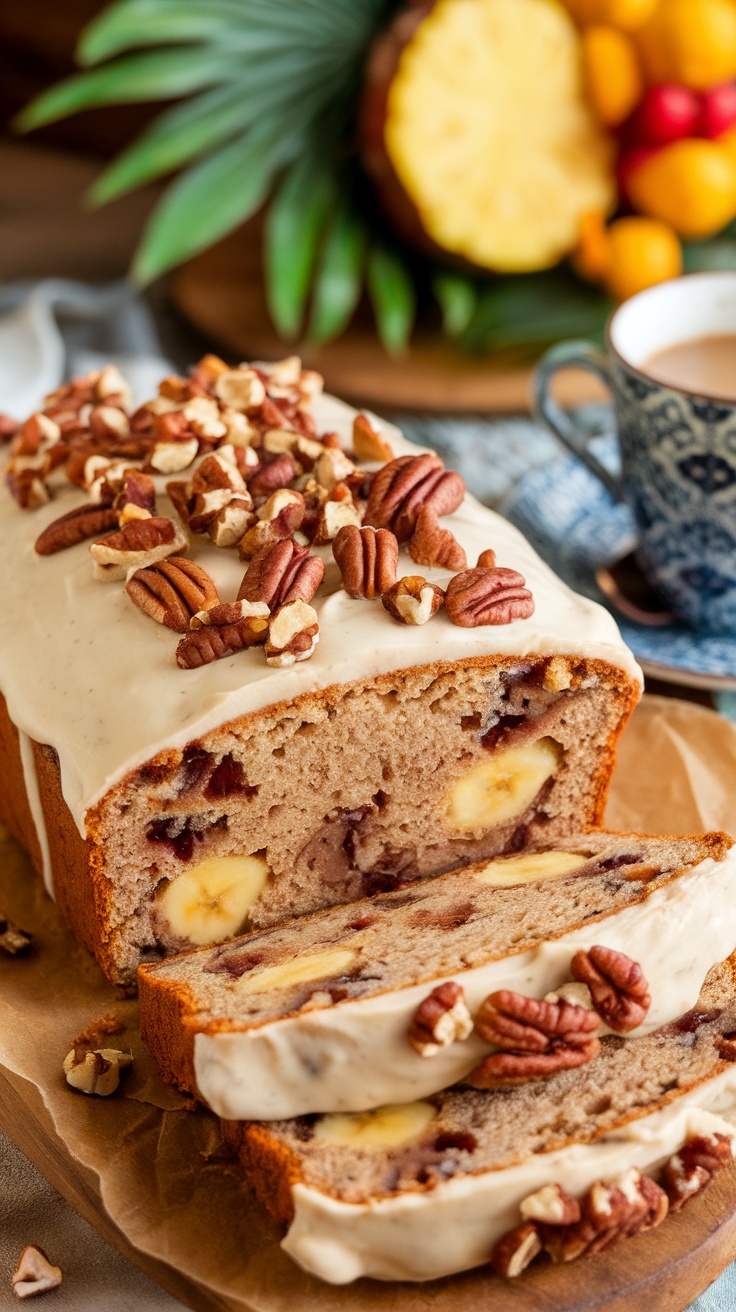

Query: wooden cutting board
173,225,608,416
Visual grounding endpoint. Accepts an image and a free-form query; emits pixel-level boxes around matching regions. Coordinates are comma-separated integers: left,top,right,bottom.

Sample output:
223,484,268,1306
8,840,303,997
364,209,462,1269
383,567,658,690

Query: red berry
617,146,660,205
631,84,701,147
699,82,736,139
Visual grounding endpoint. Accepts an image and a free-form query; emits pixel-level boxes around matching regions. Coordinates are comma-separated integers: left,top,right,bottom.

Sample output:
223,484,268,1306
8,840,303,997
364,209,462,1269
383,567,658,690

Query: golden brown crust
226,1121,300,1226
137,971,200,1093
0,692,43,871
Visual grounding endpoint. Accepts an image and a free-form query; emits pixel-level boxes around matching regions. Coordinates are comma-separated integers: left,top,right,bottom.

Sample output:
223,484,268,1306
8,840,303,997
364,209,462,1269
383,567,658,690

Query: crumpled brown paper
1,694,736,1312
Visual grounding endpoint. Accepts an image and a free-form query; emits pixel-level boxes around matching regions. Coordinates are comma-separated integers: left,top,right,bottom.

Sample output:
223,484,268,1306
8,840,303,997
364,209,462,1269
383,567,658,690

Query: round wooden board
172,225,608,416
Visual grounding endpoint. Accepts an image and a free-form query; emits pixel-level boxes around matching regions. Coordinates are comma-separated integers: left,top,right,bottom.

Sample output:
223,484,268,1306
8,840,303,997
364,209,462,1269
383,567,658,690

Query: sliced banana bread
225,954,736,1283
138,830,735,1118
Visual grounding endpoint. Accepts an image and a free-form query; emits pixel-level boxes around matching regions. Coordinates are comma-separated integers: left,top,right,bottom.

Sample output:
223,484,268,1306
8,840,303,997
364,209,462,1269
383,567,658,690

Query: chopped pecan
89,404,130,443
262,427,301,457
90,516,188,581
571,946,651,1033
520,1184,580,1226
238,539,324,609
11,412,61,456
477,548,497,568
248,453,297,500
315,446,356,492
312,491,362,544
12,1246,62,1299
542,1170,668,1263
146,436,199,474
0,916,32,955
177,601,271,667
114,469,157,525
63,1047,132,1096
238,489,305,559
333,524,399,599
352,411,394,463
661,1132,733,1212
208,495,255,548
265,600,319,666
0,413,19,442
382,576,445,626
445,566,534,627
214,367,266,411
125,557,219,632
490,1222,542,1279
468,989,600,1088
364,454,465,542
5,464,50,509
408,505,467,571
408,981,473,1056
35,503,119,554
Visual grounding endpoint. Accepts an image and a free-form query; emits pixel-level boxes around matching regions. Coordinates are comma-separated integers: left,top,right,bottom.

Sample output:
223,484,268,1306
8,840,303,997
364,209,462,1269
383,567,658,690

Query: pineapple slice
383,0,615,272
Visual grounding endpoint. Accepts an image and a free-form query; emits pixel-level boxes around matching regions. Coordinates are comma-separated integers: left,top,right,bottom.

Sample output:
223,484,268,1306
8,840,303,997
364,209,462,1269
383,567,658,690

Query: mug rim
606,270,736,406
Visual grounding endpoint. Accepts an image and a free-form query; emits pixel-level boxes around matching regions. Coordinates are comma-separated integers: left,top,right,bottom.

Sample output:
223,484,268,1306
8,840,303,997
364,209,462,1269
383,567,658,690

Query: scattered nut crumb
11,1246,62,1299
0,918,32,956
63,1047,132,1096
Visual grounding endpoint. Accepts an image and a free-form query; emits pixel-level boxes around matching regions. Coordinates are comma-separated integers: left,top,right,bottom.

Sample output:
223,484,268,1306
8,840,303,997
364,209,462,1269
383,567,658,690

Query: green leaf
16,48,241,131
460,271,612,353
78,0,232,64
683,237,736,274
132,122,302,285
308,203,366,344
90,84,256,202
366,243,416,354
433,271,478,338
265,153,338,340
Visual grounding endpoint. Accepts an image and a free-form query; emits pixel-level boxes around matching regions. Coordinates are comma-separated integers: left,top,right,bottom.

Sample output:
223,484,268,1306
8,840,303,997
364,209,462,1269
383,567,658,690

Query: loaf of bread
0,359,640,987
225,954,736,1283
138,830,735,1119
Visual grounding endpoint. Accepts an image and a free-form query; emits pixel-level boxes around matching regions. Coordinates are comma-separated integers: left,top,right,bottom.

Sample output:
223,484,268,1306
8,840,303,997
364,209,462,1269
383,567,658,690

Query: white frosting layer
194,849,736,1119
0,395,640,837
282,1083,736,1283
17,730,53,898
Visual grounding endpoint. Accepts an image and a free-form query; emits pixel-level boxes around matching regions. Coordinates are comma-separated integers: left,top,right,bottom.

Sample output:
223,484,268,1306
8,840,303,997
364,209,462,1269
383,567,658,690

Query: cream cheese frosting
282,1088,736,1283
0,393,641,839
193,849,736,1120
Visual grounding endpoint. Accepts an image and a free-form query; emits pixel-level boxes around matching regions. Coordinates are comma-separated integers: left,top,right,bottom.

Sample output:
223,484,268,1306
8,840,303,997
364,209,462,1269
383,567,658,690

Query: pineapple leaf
308,203,366,344
432,271,478,338
15,49,242,131
132,122,303,285
366,243,416,355
461,271,612,352
78,1,233,65
265,152,339,340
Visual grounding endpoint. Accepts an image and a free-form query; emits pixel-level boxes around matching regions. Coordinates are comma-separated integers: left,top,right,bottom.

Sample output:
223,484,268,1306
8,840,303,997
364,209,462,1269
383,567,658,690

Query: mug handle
532,340,622,501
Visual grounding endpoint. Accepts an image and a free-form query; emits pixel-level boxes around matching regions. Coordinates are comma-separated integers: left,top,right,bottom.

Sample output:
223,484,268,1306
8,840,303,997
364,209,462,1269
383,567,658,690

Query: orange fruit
636,0,736,90
582,25,643,125
604,216,682,301
564,0,657,27
572,211,612,281
627,138,736,237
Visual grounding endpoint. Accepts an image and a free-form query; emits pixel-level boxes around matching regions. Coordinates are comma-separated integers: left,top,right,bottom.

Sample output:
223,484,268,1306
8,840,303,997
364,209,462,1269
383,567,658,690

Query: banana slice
475,849,587,887
315,1101,437,1150
157,854,269,946
240,948,358,995
445,737,562,832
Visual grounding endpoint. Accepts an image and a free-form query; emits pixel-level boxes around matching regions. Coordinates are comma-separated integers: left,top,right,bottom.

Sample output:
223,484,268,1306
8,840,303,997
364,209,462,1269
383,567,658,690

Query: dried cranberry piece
480,714,526,750
145,817,210,862
434,1132,477,1153
205,949,266,978
178,746,213,794
595,852,641,872
672,1007,722,1035
205,753,258,799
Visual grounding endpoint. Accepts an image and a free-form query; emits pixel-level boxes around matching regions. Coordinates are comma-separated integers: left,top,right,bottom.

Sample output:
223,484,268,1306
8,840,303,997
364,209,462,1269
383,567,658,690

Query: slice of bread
224,954,736,1283
138,830,735,1118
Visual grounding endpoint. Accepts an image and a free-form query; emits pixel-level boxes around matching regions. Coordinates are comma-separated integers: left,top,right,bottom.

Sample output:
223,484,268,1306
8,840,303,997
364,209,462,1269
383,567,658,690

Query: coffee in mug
644,334,736,401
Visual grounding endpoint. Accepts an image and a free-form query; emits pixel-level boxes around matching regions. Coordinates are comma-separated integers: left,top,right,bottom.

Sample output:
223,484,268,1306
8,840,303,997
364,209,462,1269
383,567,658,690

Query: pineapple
365,0,615,273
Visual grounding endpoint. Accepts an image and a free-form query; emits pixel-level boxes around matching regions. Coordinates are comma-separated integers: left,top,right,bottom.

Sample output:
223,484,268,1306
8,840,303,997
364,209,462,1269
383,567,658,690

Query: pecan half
89,516,188,581
445,566,534,627
176,600,271,668
661,1132,733,1212
364,454,465,542
408,505,467,571
34,503,119,555
542,1170,668,1263
12,1246,62,1299
490,1222,542,1279
382,576,445,626
125,557,220,632
332,524,399,599
0,916,32,955
408,981,473,1056
238,539,324,609
352,411,394,463
468,989,600,1087
265,600,319,666
571,946,651,1033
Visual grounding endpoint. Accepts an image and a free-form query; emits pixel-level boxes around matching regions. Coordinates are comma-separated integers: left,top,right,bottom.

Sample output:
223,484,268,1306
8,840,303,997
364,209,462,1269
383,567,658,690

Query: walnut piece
445,566,534,627
332,524,399,599
12,1246,62,1300
408,981,473,1056
469,988,600,1087
63,1047,132,1096
571,946,651,1033
382,576,445,626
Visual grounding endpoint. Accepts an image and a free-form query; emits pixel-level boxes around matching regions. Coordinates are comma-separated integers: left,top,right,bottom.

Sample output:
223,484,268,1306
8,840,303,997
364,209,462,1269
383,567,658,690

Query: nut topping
238,488,305,559
248,453,298,501
490,1222,542,1279
477,549,497,568
333,524,399,599
468,988,600,1087
445,566,534,627
315,446,356,492
571,946,651,1033
382,576,445,626
0,917,32,955
408,981,473,1056
176,601,270,668
5,465,50,510
12,1246,62,1300
63,1046,132,1096
312,493,362,545
265,600,319,666
519,1183,580,1226
238,539,324,609
661,1132,733,1212
34,503,119,555
90,516,188,581
364,453,465,542
352,412,394,463
125,557,220,632
408,505,467,571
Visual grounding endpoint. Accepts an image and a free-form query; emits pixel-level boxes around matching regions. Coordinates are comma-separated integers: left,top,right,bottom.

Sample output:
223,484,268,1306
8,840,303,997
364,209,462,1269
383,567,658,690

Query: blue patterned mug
534,272,736,636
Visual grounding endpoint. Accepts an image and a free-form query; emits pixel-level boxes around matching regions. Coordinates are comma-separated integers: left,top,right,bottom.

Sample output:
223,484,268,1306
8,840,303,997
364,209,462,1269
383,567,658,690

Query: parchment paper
1,694,736,1312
